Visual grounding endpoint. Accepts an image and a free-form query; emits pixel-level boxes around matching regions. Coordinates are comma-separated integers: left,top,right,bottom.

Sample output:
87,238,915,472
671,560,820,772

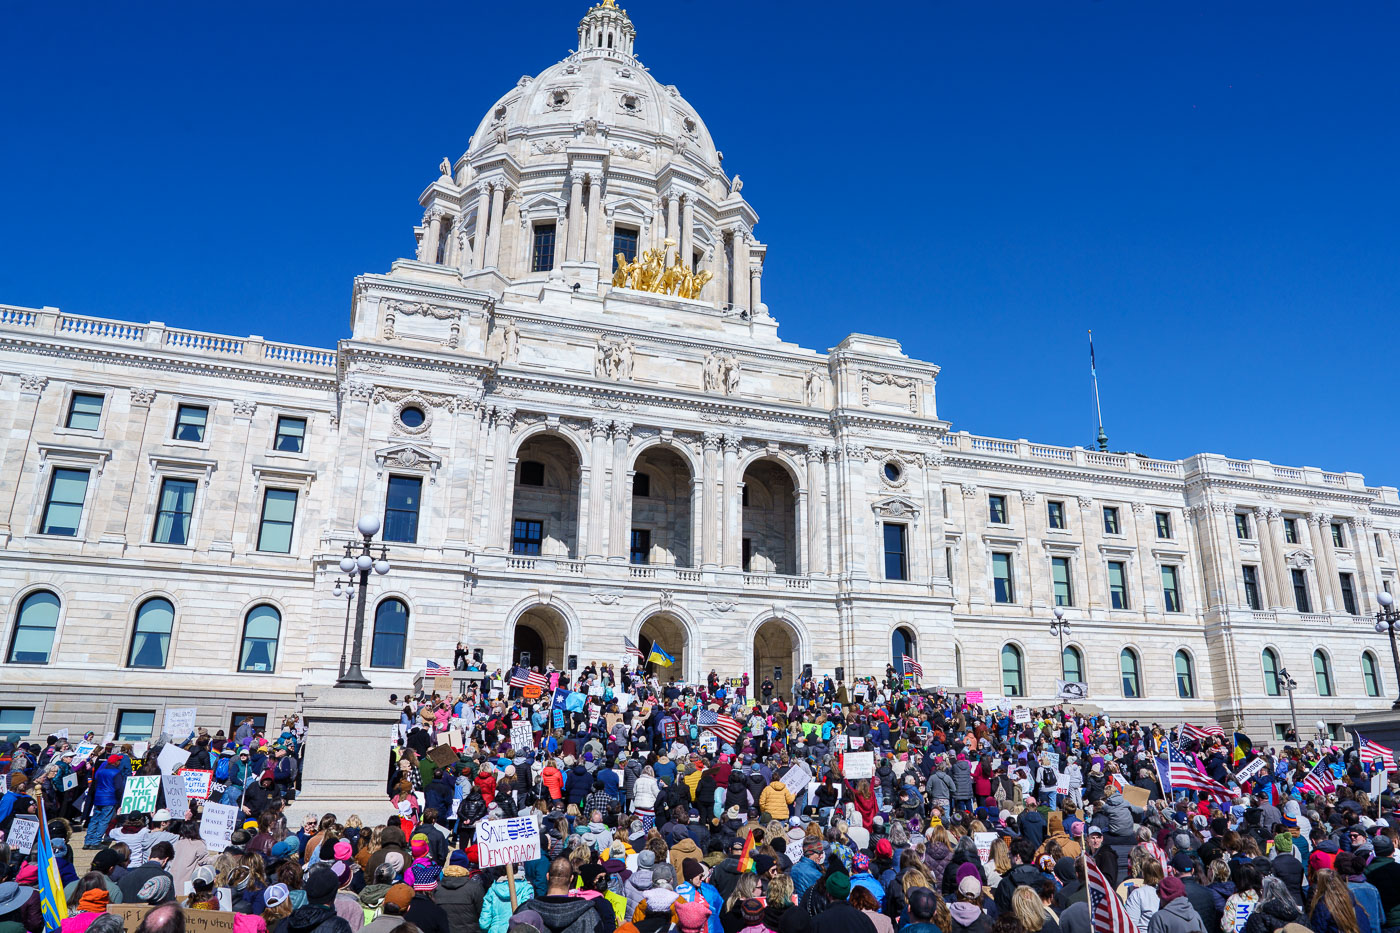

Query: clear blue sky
3,2,1397,481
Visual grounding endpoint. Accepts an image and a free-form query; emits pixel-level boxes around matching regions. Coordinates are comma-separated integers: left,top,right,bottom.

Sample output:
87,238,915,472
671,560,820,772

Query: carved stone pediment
1285,549,1314,568
872,495,921,520
374,443,443,484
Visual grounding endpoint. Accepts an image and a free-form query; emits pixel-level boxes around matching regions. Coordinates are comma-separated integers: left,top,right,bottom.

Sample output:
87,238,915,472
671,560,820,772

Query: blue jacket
851,871,886,906
676,881,724,933
791,856,824,898
597,768,621,800
93,762,126,807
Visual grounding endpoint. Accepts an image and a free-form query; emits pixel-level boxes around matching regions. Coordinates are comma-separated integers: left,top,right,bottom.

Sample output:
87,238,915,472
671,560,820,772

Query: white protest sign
8,816,39,854
780,761,812,799
157,744,190,775
974,831,997,863
843,751,875,780
182,769,214,800
831,733,848,752
61,773,78,792
1055,771,1071,794
1012,707,1031,725
475,815,541,867
75,742,97,760
119,775,160,814
200,802,238,851
132,741,149,760
1233,756,1267,783
162,774,190,817
510,721,534,751
53,729,69,740
849,735,865,750
699,733,717,754
162,707,198,739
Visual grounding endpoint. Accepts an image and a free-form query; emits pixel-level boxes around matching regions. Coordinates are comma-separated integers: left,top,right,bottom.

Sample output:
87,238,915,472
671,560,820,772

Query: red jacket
475,771,497,805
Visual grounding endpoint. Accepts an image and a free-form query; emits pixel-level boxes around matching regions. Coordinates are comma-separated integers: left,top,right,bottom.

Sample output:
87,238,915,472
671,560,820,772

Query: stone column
701,433,721,568
1267,511,1293,609
805,449,826,575
733,228,751,310
714,231,730,309
485,182,507,268
586,419,610,559
423,210,443,265
585,173,603,265
487,407,515,550
679,195,694,270
1254,507,1283,609
1311,512,1343,611
651,197,665,251
665,194,680,266
566,172,585,262
721,434,741,569
823,447,840,576
1351,517,1377,615
689,476,703,569
750,263,763,312
607,421,632,560
472,188,491,270
843,446,870,581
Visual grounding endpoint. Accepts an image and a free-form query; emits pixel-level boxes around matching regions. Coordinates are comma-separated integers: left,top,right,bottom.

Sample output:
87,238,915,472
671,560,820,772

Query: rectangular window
1331,522,1345,548
945,547,953,582
257,488,298,553
65,392,104,430
273,416,306,453
1235,512,1251,539
742,538,753,572
1340,572,1358,615
1102,506,1120,535
383,476,422,544
1377,533,1385,557
40,468,89,536
115,710,156,742
1284,517,1298,544
988,494,1008,525
532,223,556,273
435,216,453,264
632,473,650,498
1107,561,1128,609
629,528,651,565
512,519,542,556
1162,565,1182,612
991,552,1015,603
884,523,909,581
518,461,545,487
151,478,196,545
1052,556,1074,607
0,708,35,738
229,713,267,737
173,404,208,442
1047,501,1066,530
1242,565,1262,610
1155,511,1172,539
613,227,639,266
1291,568,1311,613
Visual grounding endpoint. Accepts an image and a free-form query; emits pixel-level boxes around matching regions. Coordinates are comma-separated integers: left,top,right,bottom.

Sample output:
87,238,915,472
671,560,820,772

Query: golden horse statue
611,237,712,300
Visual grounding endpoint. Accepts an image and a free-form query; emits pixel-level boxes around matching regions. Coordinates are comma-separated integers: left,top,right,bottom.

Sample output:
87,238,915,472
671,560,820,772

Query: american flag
425,660,451,676
1165,741,1233,799
901,655,923,679
1180,722,1225,742
623,637,646,660
1086,844,1137,933
1356,733,1397,771
509,666,548,690
1301,759,1336,796
697,709,742,746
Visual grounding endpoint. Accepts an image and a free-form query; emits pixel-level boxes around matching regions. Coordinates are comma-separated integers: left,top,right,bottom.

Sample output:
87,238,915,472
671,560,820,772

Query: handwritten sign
1012,707,1030,725
974,831,998,863
107,907,236,933
162,774,190,817
849,735,865,750
843,751,875,780
511,721,534,750
475,816,541,867
553,709,565,729
1234,756,1267,783
830,733,848,752
780,761,812,798
119,775,160,814
699,733,717,754
162,707,198,740
8,816,39,854
182,769,213,800
75,742,97,760
200,801,238,851
965,690,984,705
428,744,458,767
522,684,543,700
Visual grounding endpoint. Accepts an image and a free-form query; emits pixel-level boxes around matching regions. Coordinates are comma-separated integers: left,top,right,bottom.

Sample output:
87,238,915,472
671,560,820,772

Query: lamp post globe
357,515,382,538
336,514,390,688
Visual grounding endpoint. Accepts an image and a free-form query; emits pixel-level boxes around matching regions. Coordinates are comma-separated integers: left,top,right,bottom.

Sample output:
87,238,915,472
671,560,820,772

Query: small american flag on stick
425,660,451,676
697,709,742,746
901,656,923,680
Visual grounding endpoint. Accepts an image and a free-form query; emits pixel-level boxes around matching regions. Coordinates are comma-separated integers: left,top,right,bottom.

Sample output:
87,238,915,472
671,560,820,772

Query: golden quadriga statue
611,237,713,300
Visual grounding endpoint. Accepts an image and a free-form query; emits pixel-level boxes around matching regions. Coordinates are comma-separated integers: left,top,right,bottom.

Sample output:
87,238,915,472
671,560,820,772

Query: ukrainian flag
646,645,675,667
36,798,67,932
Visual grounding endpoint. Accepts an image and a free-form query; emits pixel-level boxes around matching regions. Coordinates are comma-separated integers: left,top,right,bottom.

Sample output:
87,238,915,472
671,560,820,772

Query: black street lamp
1374,592,1400,709
1049,605,1070,679
331,577,354,678
334,515,391,688
1277,667,1299,742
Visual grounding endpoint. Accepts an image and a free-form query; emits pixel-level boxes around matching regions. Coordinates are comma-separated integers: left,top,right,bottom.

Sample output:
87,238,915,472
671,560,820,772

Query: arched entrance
892,626,917,676
637,613,688,683
511,434,582,558
741,459,797,574
513,605,568,670
752,618,799,695
631,447,695,567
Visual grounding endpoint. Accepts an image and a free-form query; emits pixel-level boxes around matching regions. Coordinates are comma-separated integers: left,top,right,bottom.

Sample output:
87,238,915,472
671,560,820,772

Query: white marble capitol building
1,0,1397,743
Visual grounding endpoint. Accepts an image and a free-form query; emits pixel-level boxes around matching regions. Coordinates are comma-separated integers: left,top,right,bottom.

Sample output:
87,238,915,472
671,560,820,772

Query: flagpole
1089,330,1108,452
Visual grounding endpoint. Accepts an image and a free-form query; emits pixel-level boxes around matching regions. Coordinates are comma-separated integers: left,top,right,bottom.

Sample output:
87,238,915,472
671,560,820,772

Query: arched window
1313,649,1333,697
239,605,281,673
1262,648,1281,696
1120,648,1141,698
1175,650,1195,698
1001,644,1024,698
372,598,409,669
892,627,916,675
8,591,60,664
128,597,174,669
1363,651,1382,698
1061,645,1084,684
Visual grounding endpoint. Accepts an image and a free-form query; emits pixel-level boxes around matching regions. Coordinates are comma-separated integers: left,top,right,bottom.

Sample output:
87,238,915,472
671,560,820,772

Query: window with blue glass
613,227,639,267
257,489,298,553
41,468,89,536
173,405,208,442
883,523,908,581
513,519,543,556
65,393,104,431
532,223,557,273
152,478,196,545
991,552,1015,603
273,416,306,453
383,476,422,544
239,605,281,672
371,598,409,668
630,528,651,565
8,591,60,664
128,597,174,669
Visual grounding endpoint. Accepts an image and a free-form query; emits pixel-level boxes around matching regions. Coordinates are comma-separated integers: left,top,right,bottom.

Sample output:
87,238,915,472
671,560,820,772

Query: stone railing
0,304,336,374
941,431,1184,478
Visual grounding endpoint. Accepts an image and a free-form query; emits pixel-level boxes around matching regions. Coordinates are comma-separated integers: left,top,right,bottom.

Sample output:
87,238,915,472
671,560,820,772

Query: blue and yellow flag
1232,732,1252,765
646,645,675,667
35,797,67,932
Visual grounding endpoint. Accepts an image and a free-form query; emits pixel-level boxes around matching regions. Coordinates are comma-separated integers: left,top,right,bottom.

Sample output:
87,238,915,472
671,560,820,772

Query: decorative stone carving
1286,549,1315,568
129,386,156,406
873,496,921,519
708,598,736,612
232,399,257,417
374,443,442,484
1078,496,1096,509
341,381,375,401
803,368,825,407
698,411,745,425
531,138,567,154
960,483,979,498
18,374,48,394
588,395,636,412
374,386,455,408
1020,490,1038,504
1130,501,1146,513
494,320,520,364
658,590,675,611
702,350,740,396
592,592,623,605
611,142,651,161
593,336,635,380
702,432,723,450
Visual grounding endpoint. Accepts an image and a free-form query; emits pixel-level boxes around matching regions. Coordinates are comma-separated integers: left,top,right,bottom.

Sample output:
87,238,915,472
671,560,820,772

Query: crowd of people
0,660,1397,933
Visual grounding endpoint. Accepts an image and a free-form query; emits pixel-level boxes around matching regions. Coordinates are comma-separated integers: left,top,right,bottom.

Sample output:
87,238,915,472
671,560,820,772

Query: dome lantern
578,0,636,58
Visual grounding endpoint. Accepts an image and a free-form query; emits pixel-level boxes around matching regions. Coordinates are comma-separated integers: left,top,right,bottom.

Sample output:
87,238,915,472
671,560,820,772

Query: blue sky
2,2,1396,481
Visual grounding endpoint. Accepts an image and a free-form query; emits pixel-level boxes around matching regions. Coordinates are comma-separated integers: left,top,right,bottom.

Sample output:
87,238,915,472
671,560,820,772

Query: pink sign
549,672,560,691
965,690,984,705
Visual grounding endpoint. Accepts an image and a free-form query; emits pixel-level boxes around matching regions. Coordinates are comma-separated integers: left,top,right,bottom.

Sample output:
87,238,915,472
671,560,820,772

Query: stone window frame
982,533,1023,607
28,444,112,541
249,465,316,557
53,384,112,439
266,409,313,461
165,396,214,451
143,454,217,551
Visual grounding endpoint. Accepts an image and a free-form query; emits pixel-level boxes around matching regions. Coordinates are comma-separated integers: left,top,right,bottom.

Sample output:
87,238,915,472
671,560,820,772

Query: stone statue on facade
439,157,452,178
594,336,634,381
703,350,740,396
804,368,824,407
495,320,520,363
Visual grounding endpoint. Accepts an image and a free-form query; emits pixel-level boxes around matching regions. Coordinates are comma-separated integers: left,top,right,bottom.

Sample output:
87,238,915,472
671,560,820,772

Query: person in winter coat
1336,853,1382,933
1036,812,1082,861
477,867,534,933
1148,877,1206,933
1100,792,1136,837
1362,835,1400,933
668,834,703,880
1308,869,1370,933
83,757,126,849
758,780,795,821
564,763,592,807
1124,861,1163,930
274,865,353,933
1268,833,1305,907
849,780,878,832
927,764,957,814
1241,877,1303,933
948,874,989,933
1018,801,1048,851
434,860,484,933
951,757,974,811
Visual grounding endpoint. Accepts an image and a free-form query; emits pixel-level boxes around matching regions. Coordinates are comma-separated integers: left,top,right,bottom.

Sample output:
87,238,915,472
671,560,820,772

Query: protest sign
965,690,984,705
200,802,238,851
849,735,865,750
428,744,458,767
107,907,236,933
182,769,213,800
973,831,998,863
522,684,543,700
1118,783,1150,810
475,816,541,867
1056,680,1089,701
588,684,604,697
510,721,534,750
119,775,160,814
662,719,677,741
552,709,565,729
162,774,190,817
8,816,38,854
75,742,97,760
162,707,198,740
1233,756,1267,783
853,685,868,701
699,733,717,754
61,772,78,792
780,761,812,798
830,733,848,752
843,751,875,779
448,728,464,749
157,744,190,775
131,741,149,760
1055,771,1071,795
1012,707,1031,724
53,729,69,740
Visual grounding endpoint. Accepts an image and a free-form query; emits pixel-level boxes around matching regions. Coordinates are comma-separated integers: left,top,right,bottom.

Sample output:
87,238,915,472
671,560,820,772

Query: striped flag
1180,722,1225,742
697,709,742,746
1165,741,1233,799
425,660,451,676
509,666,548,690
1301,759,1336,796
36,797,68,932
1086,843,1137,933
623,637,646,661
1356,733,1397,771
901,655,923,680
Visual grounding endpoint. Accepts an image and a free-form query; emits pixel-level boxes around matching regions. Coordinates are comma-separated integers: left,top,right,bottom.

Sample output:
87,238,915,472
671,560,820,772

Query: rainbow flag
35,797,67,932
737,830,757,873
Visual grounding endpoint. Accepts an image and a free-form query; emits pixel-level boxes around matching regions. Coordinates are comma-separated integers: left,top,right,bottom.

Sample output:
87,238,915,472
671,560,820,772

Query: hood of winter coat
530,895,600,928
285,905,340,933
359,884,391,908
950,902,983,924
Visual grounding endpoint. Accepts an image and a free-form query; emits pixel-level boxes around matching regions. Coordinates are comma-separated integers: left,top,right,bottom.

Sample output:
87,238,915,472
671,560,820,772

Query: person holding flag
646,644,675,668
35,798,68,933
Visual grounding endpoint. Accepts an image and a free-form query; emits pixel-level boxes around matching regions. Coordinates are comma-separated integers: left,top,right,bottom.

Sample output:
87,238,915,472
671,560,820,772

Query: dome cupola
578,0,636,58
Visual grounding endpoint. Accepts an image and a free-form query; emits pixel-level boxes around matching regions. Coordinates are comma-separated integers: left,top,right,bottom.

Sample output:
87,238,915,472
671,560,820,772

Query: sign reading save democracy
475,816,541,867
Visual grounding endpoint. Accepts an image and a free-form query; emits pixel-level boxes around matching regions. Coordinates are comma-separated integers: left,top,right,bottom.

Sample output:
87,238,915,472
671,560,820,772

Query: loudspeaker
774,666,782,680
519,651,532,669
568,654,578,670
835,666,845,682
803,663,813,680
473,648,484,663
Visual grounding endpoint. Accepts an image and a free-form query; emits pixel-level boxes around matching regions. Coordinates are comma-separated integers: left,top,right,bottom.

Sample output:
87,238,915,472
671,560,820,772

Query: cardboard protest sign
1012,707,1031,724
157,744,190,775
182,769,214,800
162,707,198,740
780,761,812,798
1117,783,1150,810
8,816,39,854
200,802,238,851
475,816,541,867
119,775,160,814
428,744,458,767
433,675,452,694
107,907,236,933
843,751,875,779
510,721,534,750
162,774,190,817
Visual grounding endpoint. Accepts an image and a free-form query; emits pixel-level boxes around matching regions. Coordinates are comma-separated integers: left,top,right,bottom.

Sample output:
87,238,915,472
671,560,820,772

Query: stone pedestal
286,686,400,824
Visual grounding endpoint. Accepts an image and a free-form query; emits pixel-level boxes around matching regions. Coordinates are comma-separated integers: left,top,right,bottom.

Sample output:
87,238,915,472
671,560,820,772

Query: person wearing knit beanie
1274,832,1293,854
